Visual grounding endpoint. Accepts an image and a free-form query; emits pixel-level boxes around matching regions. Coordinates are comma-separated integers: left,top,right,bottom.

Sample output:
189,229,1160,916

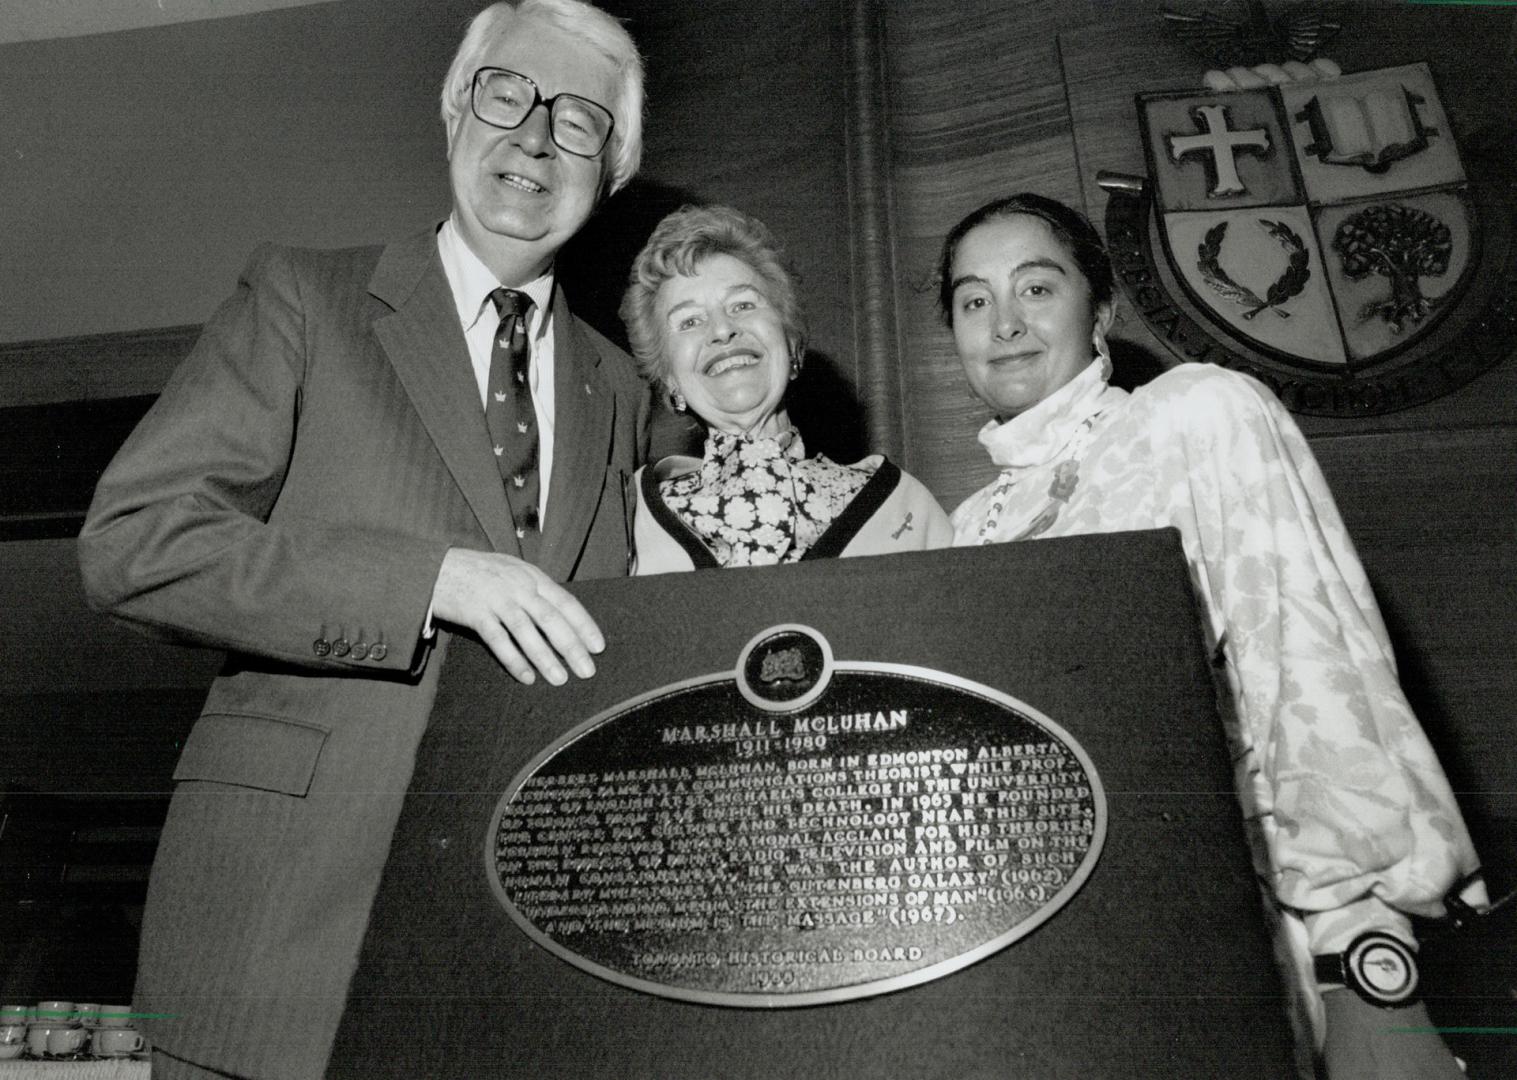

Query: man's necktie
486,288,540,562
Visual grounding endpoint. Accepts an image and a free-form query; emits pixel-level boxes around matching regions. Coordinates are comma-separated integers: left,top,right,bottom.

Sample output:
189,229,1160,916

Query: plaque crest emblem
758,646,808,685
1102,62,1514,416
737,625,832,711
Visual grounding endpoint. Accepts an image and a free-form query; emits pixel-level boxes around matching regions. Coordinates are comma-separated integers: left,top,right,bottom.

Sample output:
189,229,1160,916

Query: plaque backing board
332,532,1296,1077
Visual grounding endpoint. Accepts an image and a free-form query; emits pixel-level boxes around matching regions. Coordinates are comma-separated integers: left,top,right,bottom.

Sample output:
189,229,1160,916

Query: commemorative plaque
333,536,1297,1078
487,624,1106,1005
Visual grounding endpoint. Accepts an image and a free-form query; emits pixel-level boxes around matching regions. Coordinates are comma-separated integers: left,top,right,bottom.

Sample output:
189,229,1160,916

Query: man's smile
495,171,547,194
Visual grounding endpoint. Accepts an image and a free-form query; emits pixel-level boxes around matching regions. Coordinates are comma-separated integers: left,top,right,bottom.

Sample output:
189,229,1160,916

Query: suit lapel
539,284,613,580
369,231,519,555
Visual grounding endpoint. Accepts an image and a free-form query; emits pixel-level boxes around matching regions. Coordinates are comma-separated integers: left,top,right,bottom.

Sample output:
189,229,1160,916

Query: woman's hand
1321,990,1464,1079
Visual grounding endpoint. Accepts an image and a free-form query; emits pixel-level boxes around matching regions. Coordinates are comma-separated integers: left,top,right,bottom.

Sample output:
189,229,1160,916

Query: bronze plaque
486,624,1106,1006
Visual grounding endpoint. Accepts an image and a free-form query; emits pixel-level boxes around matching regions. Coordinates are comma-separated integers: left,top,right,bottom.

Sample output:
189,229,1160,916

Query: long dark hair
936,193,1115,325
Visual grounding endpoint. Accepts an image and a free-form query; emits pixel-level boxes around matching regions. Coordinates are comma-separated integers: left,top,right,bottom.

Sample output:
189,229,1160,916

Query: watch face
1348,935,1419,1005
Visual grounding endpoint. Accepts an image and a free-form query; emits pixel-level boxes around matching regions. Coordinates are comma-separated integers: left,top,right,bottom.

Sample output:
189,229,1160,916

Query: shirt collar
437,215,555,338
976,357,1126,471
704,426,805,465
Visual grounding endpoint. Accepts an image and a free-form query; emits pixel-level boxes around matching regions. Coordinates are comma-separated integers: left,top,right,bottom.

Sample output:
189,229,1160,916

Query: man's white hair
440,0,644,195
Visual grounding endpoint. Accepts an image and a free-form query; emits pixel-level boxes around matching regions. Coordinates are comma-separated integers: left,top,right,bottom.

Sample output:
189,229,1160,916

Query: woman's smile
657,252,795,436
701,348,763,376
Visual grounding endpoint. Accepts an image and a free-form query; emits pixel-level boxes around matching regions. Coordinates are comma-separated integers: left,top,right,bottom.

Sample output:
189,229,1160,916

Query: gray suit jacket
78,229,652,1078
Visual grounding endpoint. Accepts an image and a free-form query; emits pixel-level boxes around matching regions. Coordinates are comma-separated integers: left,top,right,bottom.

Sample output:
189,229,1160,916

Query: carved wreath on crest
1197,218,1311,319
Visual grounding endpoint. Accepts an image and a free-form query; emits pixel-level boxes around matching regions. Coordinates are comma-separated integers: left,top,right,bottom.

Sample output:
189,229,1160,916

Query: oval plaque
486,625,1107,1007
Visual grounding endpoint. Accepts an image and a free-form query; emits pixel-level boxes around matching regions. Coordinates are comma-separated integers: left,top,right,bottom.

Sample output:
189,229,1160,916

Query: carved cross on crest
1168,104,1269,197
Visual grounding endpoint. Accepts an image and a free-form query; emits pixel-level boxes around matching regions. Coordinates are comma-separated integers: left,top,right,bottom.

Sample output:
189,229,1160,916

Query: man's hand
1321,990,1464,1080
430,548,604,685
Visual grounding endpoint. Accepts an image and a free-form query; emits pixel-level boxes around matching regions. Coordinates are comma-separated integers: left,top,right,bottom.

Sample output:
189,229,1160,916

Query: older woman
621,204,950,572
939,193,1482,1078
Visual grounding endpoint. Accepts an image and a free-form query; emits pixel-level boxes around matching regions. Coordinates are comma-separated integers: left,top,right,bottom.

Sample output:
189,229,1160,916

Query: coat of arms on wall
1100,62,1516,417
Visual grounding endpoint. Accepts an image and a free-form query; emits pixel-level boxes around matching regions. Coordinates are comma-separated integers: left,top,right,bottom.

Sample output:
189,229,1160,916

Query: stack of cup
75,1004,100,1055
91,1004,145,1058
29,1000,91,1058
0,1005,28,1059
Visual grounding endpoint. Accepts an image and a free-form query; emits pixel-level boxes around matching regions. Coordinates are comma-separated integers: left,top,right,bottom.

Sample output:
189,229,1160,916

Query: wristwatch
1314,931,1421,1008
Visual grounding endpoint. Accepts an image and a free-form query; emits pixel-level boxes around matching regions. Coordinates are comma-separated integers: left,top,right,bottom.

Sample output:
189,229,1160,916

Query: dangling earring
670,389,687,413
1092,328,1113,379
789,352,803,381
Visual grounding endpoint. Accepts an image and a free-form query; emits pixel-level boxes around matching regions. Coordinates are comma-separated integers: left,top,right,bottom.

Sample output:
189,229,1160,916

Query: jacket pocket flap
172,713,330,796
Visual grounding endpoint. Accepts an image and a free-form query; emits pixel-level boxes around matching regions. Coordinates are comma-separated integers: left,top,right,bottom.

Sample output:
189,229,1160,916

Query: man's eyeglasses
470,67,615,159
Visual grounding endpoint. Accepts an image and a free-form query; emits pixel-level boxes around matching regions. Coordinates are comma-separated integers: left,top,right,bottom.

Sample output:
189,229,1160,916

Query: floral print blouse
661,428,874,567
952,359,1482,974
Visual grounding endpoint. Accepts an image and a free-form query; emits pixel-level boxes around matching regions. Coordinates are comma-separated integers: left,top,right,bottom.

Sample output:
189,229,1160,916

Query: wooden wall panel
0,539,221,794
881,0,1136,503
0,397,155,541
0,328,197,408
842,0,907,462
1313,427,1517,886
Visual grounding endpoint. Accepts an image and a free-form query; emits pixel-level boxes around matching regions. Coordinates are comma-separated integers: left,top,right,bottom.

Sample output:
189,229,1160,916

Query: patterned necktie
486,287,540,561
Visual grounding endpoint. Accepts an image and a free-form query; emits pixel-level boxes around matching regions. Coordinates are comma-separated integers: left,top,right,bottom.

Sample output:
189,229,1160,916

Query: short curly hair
619,204,805,395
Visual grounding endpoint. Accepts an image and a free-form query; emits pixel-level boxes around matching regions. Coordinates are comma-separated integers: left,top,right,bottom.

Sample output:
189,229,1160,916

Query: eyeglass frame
468,66,616,159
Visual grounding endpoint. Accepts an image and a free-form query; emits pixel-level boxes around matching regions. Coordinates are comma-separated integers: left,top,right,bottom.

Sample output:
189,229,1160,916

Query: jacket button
313,638,331,657
369,642,388,662
352,641,369,660
333,638,351,657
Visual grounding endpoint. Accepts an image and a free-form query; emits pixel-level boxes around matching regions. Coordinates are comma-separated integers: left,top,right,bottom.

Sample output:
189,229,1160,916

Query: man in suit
77,3,651,1076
